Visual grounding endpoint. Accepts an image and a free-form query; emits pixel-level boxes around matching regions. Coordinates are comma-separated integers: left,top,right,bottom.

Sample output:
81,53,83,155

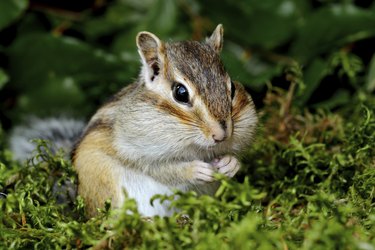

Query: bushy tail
9,117,85,162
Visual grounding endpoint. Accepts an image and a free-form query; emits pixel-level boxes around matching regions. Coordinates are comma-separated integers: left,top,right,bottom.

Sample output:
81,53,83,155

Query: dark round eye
231,81,236,100
172,83,190,104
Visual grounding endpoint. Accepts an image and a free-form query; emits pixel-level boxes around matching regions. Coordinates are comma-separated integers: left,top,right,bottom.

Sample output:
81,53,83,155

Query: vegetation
0,0,374,249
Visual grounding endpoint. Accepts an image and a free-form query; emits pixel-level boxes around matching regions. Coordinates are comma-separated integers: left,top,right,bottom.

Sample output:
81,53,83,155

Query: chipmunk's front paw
212,155,240,178
189,160,216,184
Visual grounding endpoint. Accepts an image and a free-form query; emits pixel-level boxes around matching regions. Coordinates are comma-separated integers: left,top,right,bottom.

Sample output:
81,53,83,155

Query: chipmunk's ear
136,31,164,82
206,24,224,53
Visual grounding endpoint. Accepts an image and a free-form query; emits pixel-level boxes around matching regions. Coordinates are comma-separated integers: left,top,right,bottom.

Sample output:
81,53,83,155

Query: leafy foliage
0,0,374,249
0,0,28,30
1,0,375,124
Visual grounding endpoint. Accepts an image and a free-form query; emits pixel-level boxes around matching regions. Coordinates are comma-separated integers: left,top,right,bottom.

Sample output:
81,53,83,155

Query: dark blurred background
1,0,374,130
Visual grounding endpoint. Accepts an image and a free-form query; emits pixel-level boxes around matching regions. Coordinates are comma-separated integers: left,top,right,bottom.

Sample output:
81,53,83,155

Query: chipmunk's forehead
166,41,230,119
166,41,227,82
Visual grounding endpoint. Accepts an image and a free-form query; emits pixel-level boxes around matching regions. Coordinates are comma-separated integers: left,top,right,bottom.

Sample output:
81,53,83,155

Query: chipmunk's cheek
197,123,225,148
195,127,215,147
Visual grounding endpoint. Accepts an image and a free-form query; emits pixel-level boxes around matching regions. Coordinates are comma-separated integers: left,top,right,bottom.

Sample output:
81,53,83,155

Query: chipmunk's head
136,25,256,156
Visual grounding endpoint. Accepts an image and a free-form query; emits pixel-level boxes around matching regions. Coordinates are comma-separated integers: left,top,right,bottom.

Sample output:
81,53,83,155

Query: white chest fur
116,167,186,217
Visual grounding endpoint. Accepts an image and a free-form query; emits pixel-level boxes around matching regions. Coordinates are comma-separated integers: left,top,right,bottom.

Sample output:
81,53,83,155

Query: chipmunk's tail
9,117,85,162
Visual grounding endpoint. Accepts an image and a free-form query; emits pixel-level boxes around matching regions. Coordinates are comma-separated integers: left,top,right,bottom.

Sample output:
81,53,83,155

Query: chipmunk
10,24,257,217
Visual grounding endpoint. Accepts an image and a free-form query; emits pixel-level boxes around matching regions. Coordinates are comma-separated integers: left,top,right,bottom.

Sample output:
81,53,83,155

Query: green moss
0,91,374,249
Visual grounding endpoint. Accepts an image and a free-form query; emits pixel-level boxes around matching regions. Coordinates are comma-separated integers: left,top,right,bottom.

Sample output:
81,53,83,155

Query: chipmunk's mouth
190,141,216,152
191,135,231,152
201,142,229,154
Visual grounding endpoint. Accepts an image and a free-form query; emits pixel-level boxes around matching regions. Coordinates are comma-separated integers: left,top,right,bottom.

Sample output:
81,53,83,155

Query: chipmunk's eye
231,81,236,100
172,83,190,104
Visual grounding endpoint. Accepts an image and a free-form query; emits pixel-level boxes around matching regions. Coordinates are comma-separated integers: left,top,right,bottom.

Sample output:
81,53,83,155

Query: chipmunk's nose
212,120,229,143
212,132,226,143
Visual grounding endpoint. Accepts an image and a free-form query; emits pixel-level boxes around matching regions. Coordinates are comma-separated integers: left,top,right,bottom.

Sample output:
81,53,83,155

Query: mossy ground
1,85,374,250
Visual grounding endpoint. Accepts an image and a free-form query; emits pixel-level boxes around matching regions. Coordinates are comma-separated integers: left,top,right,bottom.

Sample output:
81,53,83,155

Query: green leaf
296,58,329,105
329,51,364,86
111,28,141,61
0,0,28,30
142,0,178,36
203,0,308,49
0,68,9,90
8,33,132,90
110,0,181,62
16,75,87,116
366,55,375,92
7,33,136,115
291,4,375,63
222,42,282,89
82,1,149,40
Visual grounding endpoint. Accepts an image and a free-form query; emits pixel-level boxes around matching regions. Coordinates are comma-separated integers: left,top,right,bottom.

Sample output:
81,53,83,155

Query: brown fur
73,127,119,217
232,81,254,120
